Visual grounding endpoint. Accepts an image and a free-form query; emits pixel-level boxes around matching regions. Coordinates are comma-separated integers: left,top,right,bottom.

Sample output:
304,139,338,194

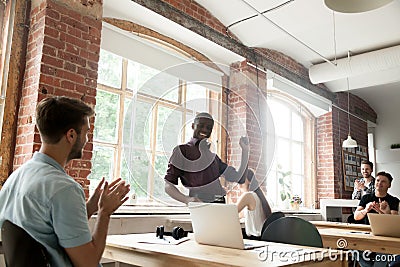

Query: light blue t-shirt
0,152,92,266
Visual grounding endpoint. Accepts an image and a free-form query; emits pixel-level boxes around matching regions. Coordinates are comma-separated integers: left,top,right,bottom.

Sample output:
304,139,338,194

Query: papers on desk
348,231,371,235
137,235,190,245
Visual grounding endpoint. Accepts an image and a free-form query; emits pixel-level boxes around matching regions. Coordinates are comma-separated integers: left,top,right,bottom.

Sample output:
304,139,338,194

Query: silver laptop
188,203,267,250
368,213,400,237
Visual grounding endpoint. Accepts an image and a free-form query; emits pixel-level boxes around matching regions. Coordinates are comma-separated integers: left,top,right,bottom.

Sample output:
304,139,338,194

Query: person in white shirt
237,168,272,238
352,160,375,200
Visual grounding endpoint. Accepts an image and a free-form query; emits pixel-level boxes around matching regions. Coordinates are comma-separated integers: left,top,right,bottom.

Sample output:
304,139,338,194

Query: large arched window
90,45,222,206
266,91,316,209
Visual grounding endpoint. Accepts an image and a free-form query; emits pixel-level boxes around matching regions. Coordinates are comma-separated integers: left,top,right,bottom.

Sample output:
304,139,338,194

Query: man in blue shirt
0,96,130,267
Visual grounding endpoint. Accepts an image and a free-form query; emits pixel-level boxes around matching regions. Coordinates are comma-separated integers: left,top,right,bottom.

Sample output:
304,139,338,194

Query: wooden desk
311,221,371,231
318,227,400,254
104,233,345,267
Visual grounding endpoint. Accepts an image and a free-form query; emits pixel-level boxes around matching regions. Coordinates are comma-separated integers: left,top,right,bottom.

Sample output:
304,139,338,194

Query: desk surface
318,227,400,255
104,233,345,267
311,221,371,231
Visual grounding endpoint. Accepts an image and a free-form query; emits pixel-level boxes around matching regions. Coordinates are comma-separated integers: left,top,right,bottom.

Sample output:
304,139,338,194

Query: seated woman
237,168,272,239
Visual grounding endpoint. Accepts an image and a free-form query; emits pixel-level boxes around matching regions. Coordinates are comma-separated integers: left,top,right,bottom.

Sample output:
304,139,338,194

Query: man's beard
67,135,84,161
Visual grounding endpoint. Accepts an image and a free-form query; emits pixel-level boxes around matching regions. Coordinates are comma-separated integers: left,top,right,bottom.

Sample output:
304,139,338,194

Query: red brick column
14,0,102,198
316,92,374,204
227,60,268,202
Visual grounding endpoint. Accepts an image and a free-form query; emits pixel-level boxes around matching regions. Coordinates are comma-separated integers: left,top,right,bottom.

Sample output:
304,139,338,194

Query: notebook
367,213,400,237
188,203,267,250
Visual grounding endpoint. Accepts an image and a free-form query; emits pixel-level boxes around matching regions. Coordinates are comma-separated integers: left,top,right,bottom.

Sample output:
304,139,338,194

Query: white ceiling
193,0,400,116
103,0,400,116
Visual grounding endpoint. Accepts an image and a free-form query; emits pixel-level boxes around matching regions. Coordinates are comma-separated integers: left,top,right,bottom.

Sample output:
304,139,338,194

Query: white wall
374,111,400,197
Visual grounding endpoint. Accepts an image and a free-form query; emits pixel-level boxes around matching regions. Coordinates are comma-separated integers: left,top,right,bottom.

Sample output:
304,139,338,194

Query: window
266,92,315,209
90,49,221,205
0,0,13,141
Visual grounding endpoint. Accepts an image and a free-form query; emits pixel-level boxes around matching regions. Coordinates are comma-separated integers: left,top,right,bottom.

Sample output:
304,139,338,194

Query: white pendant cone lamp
324,0,394,13
342,51,358,148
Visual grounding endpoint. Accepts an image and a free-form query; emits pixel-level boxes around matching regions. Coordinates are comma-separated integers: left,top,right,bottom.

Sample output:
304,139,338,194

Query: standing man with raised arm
352,160,375,200
0,96,130,267
164,112,249,204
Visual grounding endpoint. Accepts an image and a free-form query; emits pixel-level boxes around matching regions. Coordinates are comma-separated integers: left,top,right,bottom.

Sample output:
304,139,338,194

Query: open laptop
188,203,267,250
368,213,400,237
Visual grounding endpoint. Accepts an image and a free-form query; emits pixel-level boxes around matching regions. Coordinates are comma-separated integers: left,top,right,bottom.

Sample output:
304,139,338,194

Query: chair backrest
1,220,50,267
261,216,323,248
261,211,285,236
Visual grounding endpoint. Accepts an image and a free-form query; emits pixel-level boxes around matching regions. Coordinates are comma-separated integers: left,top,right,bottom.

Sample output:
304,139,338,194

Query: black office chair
260,211,285,237
261,216,323,248
1,220,50,267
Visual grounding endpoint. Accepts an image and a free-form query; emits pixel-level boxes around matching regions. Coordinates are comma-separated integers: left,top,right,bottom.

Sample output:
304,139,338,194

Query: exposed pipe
309,44,400,84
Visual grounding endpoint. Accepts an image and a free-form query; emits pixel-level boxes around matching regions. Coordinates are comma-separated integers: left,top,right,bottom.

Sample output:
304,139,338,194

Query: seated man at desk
0,96,130,267
354,171,399,223
352,160,375,200
353,171,399,267
164,112,249,204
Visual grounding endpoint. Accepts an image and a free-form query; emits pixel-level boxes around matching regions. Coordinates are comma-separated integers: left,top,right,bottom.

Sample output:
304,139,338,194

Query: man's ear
66,129,76,143
192,122,195,130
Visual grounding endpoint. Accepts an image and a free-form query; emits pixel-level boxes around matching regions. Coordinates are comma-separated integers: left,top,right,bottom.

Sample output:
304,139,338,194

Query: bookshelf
342,145,368,192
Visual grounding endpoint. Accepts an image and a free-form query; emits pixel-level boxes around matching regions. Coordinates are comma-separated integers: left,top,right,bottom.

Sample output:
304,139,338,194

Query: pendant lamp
324,0,394,13
342,52,358,148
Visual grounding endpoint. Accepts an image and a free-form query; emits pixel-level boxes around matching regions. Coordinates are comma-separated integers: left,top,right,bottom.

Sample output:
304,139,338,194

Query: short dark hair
194,112,213,123
36,96,94,144
376,171,393,183
361,160,373,170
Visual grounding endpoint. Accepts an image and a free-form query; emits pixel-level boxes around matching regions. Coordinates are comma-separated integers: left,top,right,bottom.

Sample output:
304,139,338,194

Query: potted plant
290,195,302,210
391,144,400,149
276,164,292,208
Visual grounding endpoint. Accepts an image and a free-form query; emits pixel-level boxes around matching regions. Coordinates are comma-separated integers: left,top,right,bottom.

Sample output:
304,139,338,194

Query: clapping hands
354,179,365,191
366,200,390,214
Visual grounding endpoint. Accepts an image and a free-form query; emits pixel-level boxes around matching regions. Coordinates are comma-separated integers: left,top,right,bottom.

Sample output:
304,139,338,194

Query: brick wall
14,0,102,197
226,60,268,203
316,92,376,204
161,0,378,203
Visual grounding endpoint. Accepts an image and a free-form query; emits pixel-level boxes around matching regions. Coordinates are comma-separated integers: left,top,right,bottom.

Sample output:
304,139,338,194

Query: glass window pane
98,49,122,89
186,83,207,111
184,113,195,143
291,174,303,197
276,138,290,171
153,154,170,201
123,100,152,150
94,90,119,143
270,100,290,138
292,142,303,174
156,106,182,152
121,149,150,198
89,146,115,192
131,62,179,102
292,112,303,141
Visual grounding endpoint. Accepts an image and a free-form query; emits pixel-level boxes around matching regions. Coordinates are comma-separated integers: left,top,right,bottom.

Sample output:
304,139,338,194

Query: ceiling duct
309,45,400,85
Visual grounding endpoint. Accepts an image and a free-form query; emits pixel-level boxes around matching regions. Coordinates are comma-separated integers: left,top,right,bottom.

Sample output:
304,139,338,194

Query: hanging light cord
346,77,351,135
346,51,351,135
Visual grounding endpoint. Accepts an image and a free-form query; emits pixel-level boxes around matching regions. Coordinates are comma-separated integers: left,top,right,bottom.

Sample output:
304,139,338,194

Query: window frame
91,51,222,205
266,90,316,209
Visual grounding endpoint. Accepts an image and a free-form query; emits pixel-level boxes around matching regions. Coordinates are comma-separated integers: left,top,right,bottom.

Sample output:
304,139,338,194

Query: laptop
368,213,400,237
188,203,267,250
